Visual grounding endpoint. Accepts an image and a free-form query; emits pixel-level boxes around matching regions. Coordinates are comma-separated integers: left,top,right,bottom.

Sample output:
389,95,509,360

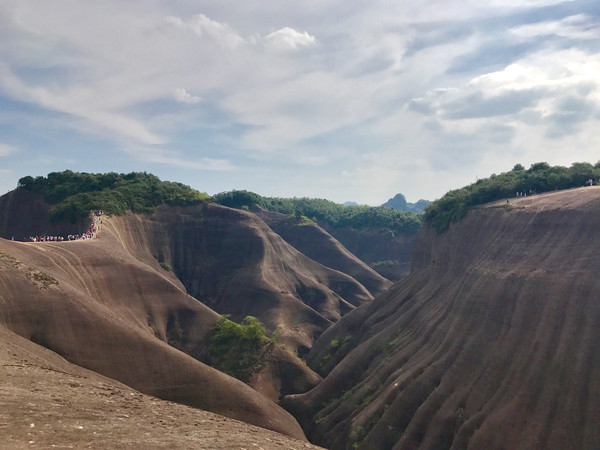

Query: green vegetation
205,315,278,382
319,334,353,370
425,161,600,233
158,261,172,272
369,259,400,269
26,270,59,289
0,251,20,268
212,190,423,236
17,171,209,223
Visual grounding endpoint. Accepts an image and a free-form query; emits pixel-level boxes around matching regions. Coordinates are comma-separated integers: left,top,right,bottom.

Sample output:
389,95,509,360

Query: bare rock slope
108,203,374,354
285,187,600,449
0,325,323,449
0,228,306,439
251,206,392,297
320,223,415,281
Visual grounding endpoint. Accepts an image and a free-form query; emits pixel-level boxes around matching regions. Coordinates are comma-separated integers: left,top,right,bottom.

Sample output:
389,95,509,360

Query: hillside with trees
213,190,424,280
17,170,209,223
212,190,423,236
424,161,600,232
381,193,429,213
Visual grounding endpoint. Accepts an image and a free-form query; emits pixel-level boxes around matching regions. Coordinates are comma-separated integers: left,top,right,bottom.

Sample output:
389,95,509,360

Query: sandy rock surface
0,327,324,449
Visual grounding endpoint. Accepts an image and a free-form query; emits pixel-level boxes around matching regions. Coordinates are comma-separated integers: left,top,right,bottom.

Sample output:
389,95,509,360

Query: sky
0,0,599,205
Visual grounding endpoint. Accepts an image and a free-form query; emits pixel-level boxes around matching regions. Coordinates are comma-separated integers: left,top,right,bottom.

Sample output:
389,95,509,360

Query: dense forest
425,161,600,232
17,171,209,223
212,190,423,236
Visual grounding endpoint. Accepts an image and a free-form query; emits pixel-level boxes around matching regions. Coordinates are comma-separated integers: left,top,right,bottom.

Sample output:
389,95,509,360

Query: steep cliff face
0,189,89,238
284,187,600,449
320,224,415,281
108,204,374,354
0,191,377,354
251,206,392,297
0,234,306,439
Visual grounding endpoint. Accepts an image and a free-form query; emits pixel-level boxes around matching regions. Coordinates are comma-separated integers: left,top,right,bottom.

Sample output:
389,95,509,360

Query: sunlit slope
0,234,305,439
285,187,600,449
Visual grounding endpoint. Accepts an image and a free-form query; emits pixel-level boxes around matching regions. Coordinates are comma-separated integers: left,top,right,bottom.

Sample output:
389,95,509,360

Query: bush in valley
424,161,600,233
212,190,423,236
205,315,277,382
17,170,209,223
369,260,400,268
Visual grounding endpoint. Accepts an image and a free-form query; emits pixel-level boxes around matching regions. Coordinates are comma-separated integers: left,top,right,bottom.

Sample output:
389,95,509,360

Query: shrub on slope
205,315,280,382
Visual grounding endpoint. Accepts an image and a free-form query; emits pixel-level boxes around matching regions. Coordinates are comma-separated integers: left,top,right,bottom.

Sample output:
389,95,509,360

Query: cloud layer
0,0,598,203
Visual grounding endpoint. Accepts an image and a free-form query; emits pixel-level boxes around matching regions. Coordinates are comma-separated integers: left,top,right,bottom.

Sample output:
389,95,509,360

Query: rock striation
284,187,600,449
0,231,306,439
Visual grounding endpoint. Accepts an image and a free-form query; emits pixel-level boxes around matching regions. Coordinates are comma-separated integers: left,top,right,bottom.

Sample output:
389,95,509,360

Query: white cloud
165,14,246,49
510,14,599,40
174,88,202,104
0,1,599,204
264,27,316,50
411,48,600,130
0,143,16,156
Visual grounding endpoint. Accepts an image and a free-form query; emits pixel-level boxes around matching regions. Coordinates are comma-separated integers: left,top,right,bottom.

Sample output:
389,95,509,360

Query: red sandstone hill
319,223,415,281
0,188,90,239
0,189,378,354
251,205,392,297
0,232,306,439
284,187,600,449
0,187,386,442
105,203,374,354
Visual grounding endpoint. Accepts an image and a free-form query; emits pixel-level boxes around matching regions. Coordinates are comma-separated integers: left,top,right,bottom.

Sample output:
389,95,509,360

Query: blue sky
0,0,599,204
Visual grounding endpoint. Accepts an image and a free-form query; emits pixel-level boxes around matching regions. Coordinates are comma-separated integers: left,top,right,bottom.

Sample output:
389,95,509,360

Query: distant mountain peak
381,193,429,213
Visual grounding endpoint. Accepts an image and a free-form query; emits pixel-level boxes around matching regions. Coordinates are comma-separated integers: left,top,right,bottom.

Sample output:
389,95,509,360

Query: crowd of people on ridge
21,210,103,243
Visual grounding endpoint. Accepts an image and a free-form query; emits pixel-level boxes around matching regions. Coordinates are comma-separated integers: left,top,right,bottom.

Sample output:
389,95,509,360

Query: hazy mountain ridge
381,192,430,213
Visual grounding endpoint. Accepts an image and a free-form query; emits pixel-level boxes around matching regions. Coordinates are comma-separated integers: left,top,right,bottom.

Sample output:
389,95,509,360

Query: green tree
425,161,600,233
205,315,274,382
17,171,209,223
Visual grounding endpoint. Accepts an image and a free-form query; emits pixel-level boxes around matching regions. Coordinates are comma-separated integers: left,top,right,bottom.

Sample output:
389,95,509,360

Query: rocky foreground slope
284,187,600,449
0,326,323,449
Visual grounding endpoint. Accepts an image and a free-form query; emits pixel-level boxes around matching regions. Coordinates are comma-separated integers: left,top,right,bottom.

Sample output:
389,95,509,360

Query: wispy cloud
0,143,16,157
165,14,246,49
0,1,598,203
510,14,599,39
